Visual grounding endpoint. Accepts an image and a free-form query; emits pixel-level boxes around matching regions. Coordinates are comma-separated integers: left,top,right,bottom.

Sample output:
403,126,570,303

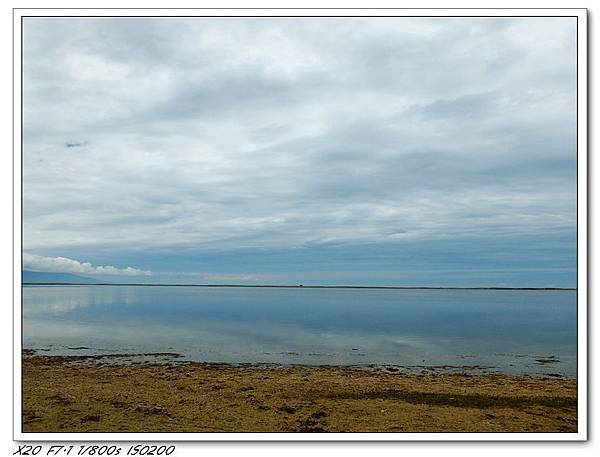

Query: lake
22,285,577,377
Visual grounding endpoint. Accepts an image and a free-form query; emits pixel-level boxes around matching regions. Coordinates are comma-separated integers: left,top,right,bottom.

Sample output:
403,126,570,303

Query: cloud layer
22,17,577,285
23,253,151,276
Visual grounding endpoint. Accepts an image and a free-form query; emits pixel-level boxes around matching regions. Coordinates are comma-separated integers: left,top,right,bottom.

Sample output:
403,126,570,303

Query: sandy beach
22,355,577,433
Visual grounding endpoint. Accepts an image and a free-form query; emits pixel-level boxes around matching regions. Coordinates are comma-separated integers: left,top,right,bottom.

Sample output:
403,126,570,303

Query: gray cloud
22,17,576,259
65,141,88,148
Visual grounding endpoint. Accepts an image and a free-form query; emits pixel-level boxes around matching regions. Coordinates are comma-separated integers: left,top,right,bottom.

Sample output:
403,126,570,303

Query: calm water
22,286,577,377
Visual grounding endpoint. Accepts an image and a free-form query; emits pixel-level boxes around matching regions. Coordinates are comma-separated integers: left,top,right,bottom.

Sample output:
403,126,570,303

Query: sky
22,17,577,287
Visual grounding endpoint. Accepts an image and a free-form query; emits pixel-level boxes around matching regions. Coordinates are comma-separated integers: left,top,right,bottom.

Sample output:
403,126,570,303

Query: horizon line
21,282,577,291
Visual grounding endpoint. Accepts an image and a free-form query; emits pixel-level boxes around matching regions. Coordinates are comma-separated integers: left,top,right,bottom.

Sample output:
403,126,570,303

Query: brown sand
22,356,577,433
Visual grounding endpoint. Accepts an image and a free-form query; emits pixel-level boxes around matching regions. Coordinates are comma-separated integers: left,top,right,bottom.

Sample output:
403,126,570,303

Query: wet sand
22,355,577,433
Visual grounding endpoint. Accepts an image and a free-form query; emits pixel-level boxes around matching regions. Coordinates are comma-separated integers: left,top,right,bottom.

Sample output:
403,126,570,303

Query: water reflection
22,286,577,376
24,285,140,313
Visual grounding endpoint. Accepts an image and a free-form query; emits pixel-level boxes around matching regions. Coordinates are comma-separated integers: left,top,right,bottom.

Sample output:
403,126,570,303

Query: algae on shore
22,356,577,433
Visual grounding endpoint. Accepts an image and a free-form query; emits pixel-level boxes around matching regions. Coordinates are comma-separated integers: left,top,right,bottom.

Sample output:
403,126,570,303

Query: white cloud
23,253,151,276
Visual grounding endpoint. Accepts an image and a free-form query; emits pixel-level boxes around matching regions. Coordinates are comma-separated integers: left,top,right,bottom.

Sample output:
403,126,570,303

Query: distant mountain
22,270,104,284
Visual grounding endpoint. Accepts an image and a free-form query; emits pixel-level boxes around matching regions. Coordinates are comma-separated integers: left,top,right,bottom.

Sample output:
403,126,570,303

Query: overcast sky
22,17,577,286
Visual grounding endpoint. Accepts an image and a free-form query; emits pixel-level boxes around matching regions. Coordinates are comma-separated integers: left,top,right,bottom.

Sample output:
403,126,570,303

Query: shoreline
22,282,576,290
23,354,577,433
22,349,574,379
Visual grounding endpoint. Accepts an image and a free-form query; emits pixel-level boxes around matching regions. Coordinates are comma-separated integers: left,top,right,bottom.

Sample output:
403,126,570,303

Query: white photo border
12,7,588,442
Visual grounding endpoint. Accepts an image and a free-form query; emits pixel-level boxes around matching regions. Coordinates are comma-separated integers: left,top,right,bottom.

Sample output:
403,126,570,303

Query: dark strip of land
22,283,576,290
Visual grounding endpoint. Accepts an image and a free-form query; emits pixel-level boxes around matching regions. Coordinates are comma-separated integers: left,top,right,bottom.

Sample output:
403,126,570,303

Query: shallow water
22,286,577,376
